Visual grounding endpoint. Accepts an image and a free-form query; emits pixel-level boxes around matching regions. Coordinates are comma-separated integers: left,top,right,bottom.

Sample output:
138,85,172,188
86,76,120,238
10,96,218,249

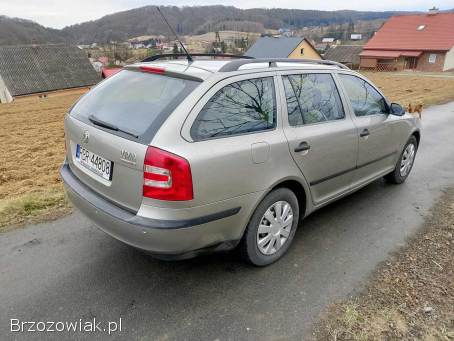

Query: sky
0,0,452,29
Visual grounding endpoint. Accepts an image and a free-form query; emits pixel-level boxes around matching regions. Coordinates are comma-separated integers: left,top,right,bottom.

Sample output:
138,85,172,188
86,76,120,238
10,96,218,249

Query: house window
300,48,304,55
428,54,437,64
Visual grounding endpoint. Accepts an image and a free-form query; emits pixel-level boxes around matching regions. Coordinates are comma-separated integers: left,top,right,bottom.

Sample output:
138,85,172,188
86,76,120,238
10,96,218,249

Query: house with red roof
360,8,454,72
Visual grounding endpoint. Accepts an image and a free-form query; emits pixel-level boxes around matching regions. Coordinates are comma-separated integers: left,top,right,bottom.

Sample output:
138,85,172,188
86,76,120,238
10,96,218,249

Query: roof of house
315,43,329,51
245,37,308,58
0,44,100,97
363,13,454,52
360,50,423,58
324,45,363,65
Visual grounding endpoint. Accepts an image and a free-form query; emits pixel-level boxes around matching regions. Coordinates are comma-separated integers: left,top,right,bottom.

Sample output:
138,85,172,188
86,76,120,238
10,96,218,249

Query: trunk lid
64,67,200,211
65,116,147,212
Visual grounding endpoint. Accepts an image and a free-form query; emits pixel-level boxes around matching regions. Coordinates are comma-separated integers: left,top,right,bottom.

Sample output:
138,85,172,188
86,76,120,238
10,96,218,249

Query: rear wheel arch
238,178,309,242
272,179,307,220
249,179,308,224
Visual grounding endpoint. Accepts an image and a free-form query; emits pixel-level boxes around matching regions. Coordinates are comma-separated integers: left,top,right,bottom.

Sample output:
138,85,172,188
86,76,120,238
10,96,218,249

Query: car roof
130,59,346,81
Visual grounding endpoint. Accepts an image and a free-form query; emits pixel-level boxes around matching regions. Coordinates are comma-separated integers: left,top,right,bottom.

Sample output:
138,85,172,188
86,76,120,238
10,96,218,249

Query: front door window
338,74,388,117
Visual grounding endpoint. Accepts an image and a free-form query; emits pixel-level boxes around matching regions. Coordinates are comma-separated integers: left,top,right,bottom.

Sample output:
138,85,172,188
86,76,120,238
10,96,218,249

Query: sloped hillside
0,16,66,45
61,6,400,43
1,6,402,45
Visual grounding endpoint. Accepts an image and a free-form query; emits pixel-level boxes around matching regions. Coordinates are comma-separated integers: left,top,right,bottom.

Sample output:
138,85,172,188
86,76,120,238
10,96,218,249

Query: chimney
428,6,439,15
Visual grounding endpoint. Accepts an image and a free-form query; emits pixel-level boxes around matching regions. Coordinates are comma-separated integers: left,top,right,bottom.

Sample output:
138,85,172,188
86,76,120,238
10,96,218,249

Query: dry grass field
0,90,87,230
364,72,454,106
1,72,454,230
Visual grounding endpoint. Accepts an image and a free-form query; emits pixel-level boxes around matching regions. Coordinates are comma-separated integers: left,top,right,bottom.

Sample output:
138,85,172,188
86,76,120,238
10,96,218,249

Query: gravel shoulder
313,188,454,340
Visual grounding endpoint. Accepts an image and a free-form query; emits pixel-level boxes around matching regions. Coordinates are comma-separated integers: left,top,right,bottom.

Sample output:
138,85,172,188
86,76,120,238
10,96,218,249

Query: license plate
75,144,113,181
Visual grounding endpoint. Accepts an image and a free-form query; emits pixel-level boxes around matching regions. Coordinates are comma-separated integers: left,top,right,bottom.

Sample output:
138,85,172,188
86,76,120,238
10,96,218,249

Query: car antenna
156,6,193,63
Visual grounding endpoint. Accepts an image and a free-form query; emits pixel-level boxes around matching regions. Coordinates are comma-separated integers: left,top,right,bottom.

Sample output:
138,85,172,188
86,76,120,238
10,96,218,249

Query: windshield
70,69,199,141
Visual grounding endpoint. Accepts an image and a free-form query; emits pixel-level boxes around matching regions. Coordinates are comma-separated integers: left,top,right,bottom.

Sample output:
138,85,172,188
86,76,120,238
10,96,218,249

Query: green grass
0,189,70,231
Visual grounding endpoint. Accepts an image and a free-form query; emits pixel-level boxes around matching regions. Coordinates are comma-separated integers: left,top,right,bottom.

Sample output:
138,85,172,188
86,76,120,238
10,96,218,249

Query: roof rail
142,53,254,62
218,58,350,72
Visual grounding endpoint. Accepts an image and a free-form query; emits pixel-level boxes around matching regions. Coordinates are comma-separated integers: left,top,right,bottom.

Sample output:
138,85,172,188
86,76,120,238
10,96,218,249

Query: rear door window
282,73,345,126
190,77,276,140
70,69,200,142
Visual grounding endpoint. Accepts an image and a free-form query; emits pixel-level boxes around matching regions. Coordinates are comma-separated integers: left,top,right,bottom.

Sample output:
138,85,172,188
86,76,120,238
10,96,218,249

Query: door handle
360,128,370,137
294,141,311,153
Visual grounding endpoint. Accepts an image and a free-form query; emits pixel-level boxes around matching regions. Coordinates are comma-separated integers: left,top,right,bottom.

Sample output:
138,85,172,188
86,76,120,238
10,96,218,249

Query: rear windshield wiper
88,115,138,138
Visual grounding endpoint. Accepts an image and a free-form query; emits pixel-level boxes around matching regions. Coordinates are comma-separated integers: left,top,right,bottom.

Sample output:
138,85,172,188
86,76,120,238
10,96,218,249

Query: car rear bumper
60,163,247,258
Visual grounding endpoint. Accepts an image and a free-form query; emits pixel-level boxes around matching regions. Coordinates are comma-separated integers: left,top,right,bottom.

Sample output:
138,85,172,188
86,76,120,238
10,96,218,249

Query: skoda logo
82,130,89,144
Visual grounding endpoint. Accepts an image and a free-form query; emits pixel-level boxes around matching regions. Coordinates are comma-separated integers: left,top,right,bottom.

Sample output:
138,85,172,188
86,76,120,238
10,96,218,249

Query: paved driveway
1,102,454,340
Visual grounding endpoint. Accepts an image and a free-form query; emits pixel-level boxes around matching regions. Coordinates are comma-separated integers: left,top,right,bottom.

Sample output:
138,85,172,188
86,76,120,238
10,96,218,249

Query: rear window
70,69,199,142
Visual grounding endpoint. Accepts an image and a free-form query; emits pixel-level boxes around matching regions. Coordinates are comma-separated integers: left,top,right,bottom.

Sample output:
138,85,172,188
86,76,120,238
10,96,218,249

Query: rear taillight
143,146,193,201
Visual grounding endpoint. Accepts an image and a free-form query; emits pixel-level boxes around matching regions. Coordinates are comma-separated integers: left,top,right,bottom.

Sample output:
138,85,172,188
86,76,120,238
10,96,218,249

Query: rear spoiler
124,65,204,82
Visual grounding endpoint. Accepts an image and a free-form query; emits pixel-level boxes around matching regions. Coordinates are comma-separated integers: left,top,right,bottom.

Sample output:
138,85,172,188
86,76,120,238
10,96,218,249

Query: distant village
82,28,365,74
0,7,453,103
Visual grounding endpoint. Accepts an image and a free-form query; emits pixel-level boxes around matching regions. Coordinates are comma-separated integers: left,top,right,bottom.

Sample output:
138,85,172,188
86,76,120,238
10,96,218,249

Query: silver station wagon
61,56,421,266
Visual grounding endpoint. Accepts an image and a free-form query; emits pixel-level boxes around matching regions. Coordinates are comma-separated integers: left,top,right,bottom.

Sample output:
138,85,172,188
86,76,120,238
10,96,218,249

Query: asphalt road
2,102,454,341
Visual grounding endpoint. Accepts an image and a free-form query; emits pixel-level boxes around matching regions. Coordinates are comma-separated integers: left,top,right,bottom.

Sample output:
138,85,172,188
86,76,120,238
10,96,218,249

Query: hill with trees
0,5,424,45
0,16,65,45
61,6,402,43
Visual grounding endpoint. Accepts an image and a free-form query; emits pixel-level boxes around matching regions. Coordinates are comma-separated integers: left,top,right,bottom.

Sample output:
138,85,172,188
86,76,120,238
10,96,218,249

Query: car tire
239,188,299,266
384,135,418,184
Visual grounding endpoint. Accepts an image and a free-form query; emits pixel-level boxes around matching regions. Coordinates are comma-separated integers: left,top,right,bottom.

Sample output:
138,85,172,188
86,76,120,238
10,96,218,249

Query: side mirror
390,103,405,116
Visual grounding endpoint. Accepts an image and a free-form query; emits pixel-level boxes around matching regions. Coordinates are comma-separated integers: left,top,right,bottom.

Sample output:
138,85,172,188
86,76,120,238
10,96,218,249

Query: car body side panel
274,70,358,205
285,122,358,205
333,71,421,188
390,114,422,151
350,114,396,186
149,72,307,212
